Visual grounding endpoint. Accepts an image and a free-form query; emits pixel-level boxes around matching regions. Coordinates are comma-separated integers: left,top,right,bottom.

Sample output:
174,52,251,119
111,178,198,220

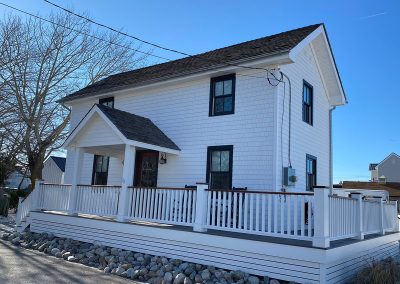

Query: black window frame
209,74,236,117
206,145,233,189
91,154,110,185
99,97,114,108
302,80,313,125
306,154,317,191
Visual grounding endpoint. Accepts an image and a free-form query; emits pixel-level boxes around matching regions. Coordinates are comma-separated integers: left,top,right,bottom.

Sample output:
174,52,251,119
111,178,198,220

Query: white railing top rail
129,186,196,191
206,189,314,196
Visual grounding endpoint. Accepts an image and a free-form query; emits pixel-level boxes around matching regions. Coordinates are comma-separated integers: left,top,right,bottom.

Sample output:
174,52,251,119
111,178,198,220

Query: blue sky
3,0,400,183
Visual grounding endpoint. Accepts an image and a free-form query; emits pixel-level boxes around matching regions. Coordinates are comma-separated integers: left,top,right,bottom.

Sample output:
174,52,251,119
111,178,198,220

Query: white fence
127,187,196,225
75,185,120,217
19,182,399,248
205,190,314,240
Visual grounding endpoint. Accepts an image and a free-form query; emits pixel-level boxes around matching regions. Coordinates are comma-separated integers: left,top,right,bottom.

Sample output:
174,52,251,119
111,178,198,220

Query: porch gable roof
64,104,180,154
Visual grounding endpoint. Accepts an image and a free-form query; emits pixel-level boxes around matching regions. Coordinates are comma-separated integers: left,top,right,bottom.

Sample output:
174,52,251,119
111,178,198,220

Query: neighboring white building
42,156,66,184
61,23,346,193
370,153,400,183
4,170,31,189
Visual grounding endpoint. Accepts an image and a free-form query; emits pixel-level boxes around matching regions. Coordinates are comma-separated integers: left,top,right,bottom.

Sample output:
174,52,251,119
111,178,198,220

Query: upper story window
302,81,313,125
99,97,114,108
206,145,233,189
209,74,235,116
306,154,317,191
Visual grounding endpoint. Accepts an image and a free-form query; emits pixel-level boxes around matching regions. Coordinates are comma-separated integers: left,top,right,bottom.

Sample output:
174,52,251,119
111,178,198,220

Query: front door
134,151,159,187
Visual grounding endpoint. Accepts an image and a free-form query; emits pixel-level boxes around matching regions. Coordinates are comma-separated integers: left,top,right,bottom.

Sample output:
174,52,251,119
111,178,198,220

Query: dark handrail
42,183,72,186
128,186,196,191
206,189,314,196
77,184,122,188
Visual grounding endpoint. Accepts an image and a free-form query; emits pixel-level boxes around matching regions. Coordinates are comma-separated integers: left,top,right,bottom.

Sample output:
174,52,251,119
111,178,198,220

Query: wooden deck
41,209,396,250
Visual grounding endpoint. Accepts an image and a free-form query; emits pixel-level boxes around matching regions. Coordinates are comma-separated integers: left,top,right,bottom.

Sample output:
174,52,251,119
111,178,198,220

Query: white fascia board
289,25,346,106
63,105,129,148
63,53,292,106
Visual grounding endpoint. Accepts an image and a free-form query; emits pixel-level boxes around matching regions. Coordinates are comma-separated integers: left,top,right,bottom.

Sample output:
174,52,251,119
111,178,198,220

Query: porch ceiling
64,104,180,155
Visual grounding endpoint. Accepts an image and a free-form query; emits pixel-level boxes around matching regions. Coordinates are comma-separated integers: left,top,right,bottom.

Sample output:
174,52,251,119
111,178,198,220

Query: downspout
329,106,336,194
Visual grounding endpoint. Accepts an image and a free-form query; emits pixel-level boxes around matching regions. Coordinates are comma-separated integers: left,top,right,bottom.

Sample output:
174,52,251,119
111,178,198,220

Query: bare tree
0,12,149,185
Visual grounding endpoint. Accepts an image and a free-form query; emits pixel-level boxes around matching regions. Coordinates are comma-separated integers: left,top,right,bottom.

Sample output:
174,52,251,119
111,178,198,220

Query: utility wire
0,2,171,62
43,0,275,74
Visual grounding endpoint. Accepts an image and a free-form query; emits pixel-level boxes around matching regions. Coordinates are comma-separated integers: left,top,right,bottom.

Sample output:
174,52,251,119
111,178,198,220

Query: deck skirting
29,211,399,284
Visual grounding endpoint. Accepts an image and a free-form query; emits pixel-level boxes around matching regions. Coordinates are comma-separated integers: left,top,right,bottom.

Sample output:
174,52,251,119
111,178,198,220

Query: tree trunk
28,152,45,188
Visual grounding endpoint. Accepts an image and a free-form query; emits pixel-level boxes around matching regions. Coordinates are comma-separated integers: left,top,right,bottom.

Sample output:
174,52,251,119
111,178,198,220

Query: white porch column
193,183,209,232
117,145,136,222
67,147,84,215
312,187,330,248
33,179,44,211
350,193,364,240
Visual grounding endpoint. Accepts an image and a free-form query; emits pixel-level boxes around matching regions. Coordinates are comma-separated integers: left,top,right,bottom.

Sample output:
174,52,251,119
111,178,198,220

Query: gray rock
62,252,72,260
174,273,186,284
232,270,245,281
164,263,174,272
201,269,211,281
269,280,280,284
179,263,189,271
161,257,169,265
1,233,10,240
194,274,203,283
247,276,260,284
11,237,20,245
104,267,111,274
67,256,77,262
126,268,134,278
55,252,63,258
183,277,193,284
164,272,173,283
139,268,148,276
51,248,60,256
115,267,125,275
184,267,194,276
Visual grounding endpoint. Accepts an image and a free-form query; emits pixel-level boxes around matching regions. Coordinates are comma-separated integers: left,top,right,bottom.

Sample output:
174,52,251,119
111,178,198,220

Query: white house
4,170,31,189
369,153,400,183
42,156,66,184
16,24,400,283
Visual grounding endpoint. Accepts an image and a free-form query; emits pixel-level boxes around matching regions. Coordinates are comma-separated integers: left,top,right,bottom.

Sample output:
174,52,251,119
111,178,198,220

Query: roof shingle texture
61,24,321,102
50,156,66,172
97,104,180,151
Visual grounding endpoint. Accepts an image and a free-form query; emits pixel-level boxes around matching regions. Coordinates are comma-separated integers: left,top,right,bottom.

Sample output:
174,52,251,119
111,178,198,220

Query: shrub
7,189,29,209
352,257,400,284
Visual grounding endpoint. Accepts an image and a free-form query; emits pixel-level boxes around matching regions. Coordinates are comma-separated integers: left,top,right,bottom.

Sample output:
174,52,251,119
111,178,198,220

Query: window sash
210,75,235,116
306,156,317,190
302,82,313,124
92,155,109,185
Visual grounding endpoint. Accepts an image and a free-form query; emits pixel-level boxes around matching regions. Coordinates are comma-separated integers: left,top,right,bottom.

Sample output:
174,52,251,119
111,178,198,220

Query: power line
0,2,171,62
43,0,274,73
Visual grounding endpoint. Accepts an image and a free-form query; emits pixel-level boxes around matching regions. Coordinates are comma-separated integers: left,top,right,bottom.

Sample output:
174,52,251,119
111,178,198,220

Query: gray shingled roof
60,24,321,103
97,104,180,151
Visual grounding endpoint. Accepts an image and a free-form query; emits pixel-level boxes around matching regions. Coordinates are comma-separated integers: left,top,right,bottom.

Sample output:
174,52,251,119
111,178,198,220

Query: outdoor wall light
159,152,167,164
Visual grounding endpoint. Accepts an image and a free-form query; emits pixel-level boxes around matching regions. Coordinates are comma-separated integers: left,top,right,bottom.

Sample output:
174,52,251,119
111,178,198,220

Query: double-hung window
306,155,317,191
209,74,235,116
91,97,114,185
206,146,233,189
92,155,109,185
302,81,313,125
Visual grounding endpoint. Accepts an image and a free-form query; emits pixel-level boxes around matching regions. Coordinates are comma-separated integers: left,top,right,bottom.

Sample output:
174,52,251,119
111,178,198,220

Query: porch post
33,179,44,211
116,145,135,222
67,147,84,215
312,187,330,248
193,183,209,232
350,193,364,240
379,197,385,235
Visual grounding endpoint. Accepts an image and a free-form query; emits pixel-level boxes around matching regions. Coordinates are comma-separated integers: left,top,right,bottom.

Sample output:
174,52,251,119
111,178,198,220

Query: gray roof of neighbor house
97,104,180,151
60,24,322,103
50,156,66,172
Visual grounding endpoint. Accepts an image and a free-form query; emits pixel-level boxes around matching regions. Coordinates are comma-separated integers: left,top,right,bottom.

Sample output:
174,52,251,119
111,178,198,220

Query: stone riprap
0,230,288,284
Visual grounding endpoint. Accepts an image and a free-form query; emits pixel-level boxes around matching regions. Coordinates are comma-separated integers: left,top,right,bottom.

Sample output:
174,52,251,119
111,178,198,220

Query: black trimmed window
209,74,235,116
302,81,313,125
206,145,233,189
306,155,317,191
92,155,109,185
99,97,114,108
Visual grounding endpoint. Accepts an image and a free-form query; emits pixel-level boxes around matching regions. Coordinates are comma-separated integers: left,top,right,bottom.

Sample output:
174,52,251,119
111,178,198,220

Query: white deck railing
127,187,196,225
19,182,399,248
75,185,120,217
329,195,358,240
205,190,314,240
39,183,71,212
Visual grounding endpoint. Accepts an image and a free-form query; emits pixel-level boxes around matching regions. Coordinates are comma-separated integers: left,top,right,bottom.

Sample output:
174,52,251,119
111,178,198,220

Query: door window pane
207,146,233,190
